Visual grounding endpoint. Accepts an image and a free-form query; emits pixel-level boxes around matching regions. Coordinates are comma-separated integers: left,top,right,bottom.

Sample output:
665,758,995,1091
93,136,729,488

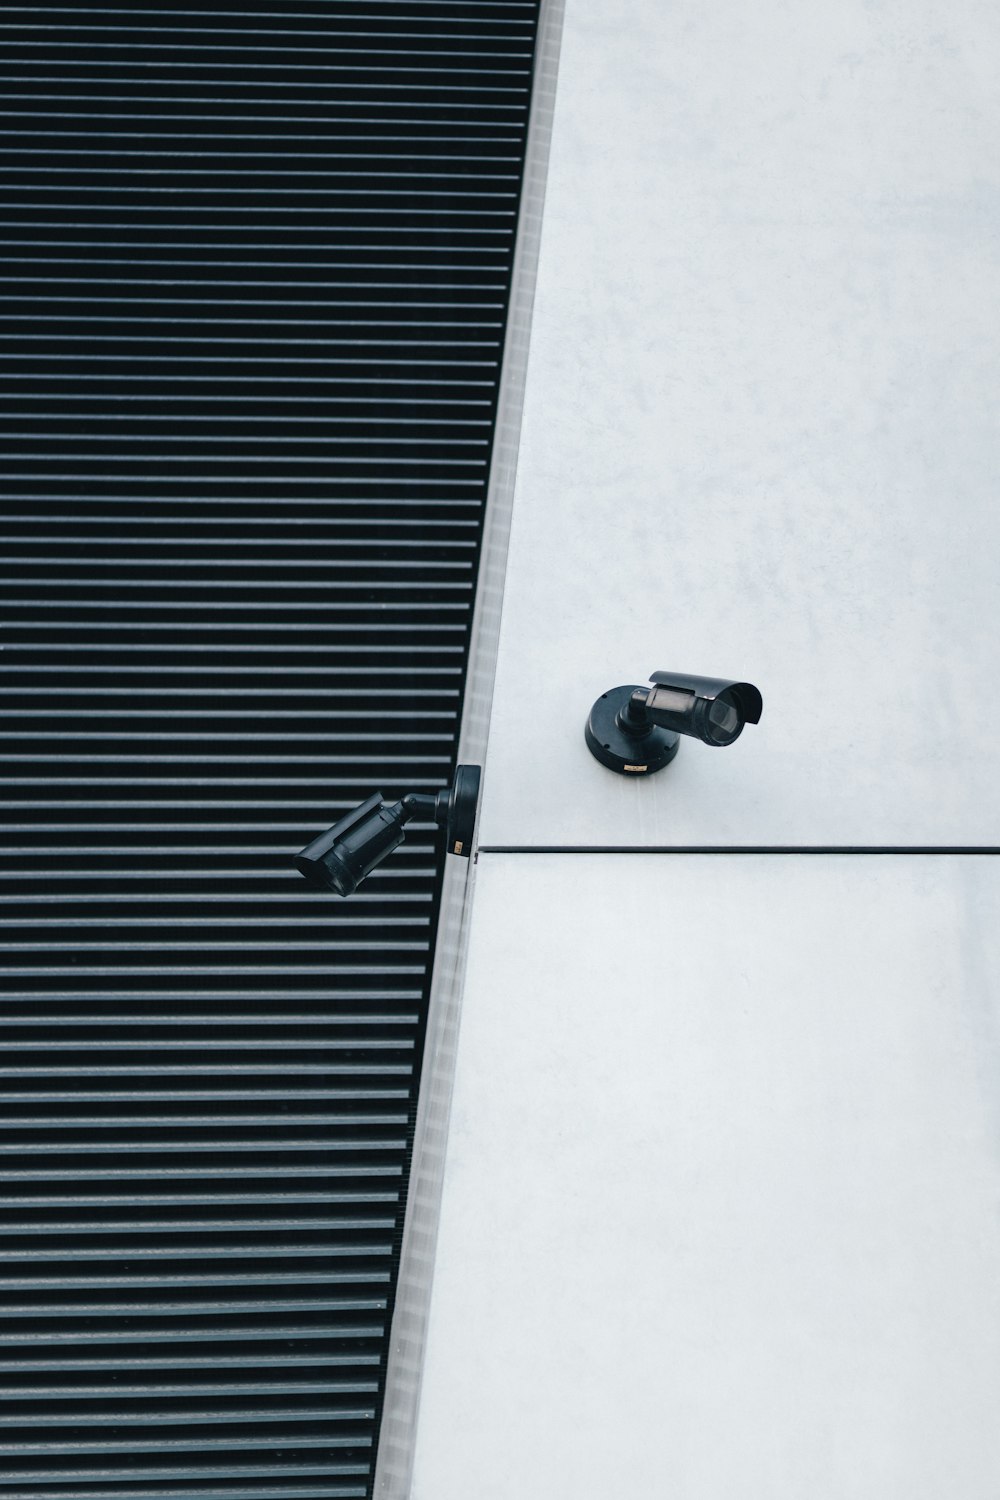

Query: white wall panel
412,854,1000,1499
478,0,1000,848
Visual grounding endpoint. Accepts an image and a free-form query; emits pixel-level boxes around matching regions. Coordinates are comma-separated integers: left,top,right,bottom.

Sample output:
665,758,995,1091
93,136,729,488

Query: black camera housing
586,672,762,776
295,764,481,896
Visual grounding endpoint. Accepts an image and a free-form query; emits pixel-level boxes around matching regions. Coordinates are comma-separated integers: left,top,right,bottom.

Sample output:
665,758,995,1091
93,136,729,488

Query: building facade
2,2,999,1497
387,2,1000,1494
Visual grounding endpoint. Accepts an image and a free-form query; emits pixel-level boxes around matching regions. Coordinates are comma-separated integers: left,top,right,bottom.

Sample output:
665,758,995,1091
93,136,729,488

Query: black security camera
295,764,481,896
586,671,762,775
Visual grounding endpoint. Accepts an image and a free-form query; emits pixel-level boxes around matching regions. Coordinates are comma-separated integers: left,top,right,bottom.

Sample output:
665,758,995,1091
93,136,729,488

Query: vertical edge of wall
372,3,566,1493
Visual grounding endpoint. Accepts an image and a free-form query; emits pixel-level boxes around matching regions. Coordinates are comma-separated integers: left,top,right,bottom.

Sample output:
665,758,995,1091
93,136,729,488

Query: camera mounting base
585,685,680,776
445,763,481,855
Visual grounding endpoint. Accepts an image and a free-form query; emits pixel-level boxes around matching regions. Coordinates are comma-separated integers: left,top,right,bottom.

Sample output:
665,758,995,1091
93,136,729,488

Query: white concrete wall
414,857,1000,1499
395,0,1000,1494
478,0,1000,849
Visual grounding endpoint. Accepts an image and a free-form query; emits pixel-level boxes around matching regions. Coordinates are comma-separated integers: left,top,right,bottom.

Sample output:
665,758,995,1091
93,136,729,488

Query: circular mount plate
585,685,680,776
446,763,481,856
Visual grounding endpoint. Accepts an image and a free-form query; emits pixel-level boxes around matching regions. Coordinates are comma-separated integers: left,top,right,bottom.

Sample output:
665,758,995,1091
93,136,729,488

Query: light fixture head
295,764,481,896
586,671,762,775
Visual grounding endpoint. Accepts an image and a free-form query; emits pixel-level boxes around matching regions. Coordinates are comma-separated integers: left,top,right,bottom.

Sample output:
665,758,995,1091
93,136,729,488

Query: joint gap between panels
474,845,1000,856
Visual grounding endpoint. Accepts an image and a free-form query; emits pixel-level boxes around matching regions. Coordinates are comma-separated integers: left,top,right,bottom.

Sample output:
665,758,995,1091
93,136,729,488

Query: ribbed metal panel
0,3,539,1495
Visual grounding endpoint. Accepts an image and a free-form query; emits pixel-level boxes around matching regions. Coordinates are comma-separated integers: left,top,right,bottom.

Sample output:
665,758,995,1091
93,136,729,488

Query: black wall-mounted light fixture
294,763,481,896
586,671,763,776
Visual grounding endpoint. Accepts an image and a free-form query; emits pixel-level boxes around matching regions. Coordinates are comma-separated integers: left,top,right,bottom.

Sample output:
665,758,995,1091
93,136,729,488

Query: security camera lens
320,850,360,898
709,698,739,733
704,696,742,745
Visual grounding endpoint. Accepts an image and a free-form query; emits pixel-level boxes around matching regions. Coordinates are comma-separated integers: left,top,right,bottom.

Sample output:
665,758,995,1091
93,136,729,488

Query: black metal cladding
0,3,539,1495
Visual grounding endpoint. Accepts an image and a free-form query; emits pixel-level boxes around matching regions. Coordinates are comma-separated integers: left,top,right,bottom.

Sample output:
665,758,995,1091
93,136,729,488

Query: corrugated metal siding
0,4,539,1495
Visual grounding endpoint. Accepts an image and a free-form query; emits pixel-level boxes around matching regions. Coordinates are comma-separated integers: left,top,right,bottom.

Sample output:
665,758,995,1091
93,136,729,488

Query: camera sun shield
649,672,763,741
294,793,407,897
